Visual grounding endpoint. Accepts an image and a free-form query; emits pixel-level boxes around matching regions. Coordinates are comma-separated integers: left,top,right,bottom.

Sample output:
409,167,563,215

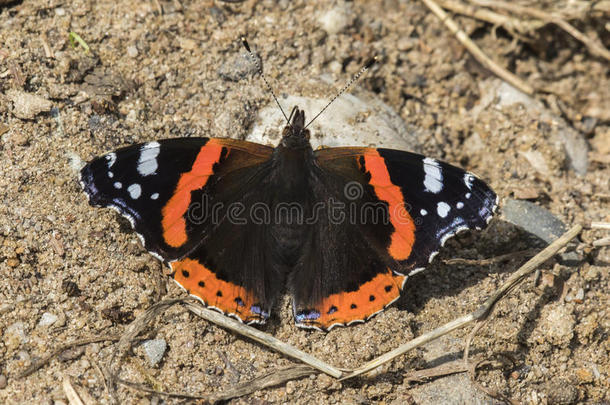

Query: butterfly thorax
271,107,315,197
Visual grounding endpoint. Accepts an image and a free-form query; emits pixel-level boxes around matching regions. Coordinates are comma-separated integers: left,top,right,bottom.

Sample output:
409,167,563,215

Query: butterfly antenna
304,56,378,129
241,38,291,125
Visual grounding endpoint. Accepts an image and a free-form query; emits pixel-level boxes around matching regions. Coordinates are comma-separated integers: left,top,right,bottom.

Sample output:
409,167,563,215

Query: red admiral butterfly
80,44,497,331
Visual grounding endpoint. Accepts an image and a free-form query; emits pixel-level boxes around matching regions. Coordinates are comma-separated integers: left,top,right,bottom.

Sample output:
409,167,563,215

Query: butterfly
80,104,497,331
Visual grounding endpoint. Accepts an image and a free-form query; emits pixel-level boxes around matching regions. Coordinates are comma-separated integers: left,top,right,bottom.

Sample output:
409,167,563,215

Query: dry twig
63,377,85,405
18,335,121,378
403,359,469,382
184,301,343,378
207,365,315,403
590,222,610,230
593,237,610,247
109,298,183,377
116,378,206,400
117,365,315,403
437,0,543,37
442,248,538,266
40,33,54,59
470,0,610,61
420,0,534,95
466,355,518,404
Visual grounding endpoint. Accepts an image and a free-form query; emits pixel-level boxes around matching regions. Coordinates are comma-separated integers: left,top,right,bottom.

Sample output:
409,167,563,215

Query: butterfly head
281,107,310,148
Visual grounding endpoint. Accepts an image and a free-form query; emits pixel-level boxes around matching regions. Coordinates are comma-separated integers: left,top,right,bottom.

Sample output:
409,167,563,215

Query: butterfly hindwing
80,137,277,323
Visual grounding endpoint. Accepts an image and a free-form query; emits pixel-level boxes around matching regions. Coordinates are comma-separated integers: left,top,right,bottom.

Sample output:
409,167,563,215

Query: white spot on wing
464,173,474,190
113,182,122,189
423,157,443,193
138,142,161,176
420,209,428,216
128,183,142,199
150,192,159,200
108,171,114,178
456,201,464,209
437,201,450,218
105,153,117,168
465,192,472,199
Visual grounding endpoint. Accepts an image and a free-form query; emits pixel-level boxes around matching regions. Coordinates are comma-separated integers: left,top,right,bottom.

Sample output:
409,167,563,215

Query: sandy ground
0,0,608,403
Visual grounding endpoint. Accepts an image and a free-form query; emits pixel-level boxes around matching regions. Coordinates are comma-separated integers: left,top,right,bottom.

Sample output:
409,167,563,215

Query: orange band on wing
162,140,224,248
364,151,416,260
300,270,406,329
172,258,263,323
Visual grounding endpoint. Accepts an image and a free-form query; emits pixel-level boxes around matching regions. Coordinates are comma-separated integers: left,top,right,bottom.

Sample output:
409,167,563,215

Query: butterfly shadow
396,219,549,315
375,219,580,390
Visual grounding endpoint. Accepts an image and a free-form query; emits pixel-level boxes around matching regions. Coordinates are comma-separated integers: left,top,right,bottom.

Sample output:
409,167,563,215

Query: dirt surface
1,0,608,403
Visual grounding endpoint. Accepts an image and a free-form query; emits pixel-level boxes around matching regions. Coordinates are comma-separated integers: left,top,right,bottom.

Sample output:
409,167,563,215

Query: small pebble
6,258,20,267
38,312,58,327
565,288,585,303
538,272,557,291
4,321,27,350
126,109,137,122
519,150,551,178
17,350,31,367
0,303,14,315
512,186,540,200
8,90,53,120
0,374,7,389
318,6,352,35
126,45,138,58
557,126,588,175
218,51,259,82
142,339,167,366
59,346,85,362
177,36,197,51
328,60,342,75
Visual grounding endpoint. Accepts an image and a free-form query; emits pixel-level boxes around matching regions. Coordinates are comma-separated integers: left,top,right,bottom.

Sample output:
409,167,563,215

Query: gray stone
218,51,260,82
126,45,138,58
318,5,353,35
38,312,58,327
8,90,53,119
142,339,167,366
4,321,28,350
502,199,567,244
0,303,14,315
247,91,422,153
